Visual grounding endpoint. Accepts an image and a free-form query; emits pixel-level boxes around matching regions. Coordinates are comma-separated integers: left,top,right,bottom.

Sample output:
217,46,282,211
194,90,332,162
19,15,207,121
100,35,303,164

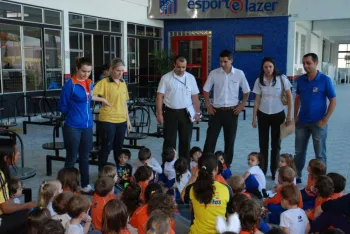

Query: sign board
235,35,263,52
148,0,289,19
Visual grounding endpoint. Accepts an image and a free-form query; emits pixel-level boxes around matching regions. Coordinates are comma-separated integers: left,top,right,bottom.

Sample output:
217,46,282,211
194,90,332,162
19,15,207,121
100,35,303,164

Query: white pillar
287,20,296,76
122,21,128,70
62,10,70,77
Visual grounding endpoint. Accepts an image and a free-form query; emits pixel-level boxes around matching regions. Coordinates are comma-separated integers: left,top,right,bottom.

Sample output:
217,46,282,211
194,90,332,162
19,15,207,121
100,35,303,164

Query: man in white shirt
203,50,250,166
156,56,201,159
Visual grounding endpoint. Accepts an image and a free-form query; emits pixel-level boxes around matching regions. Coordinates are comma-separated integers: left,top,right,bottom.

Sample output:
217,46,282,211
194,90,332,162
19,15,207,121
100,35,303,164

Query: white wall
12,0,162,27
289,0,350,21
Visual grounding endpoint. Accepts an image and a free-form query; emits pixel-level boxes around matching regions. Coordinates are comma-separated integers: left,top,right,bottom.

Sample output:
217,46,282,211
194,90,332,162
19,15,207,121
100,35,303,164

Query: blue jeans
63,125,93,188
98,121,127,169
295,122,327,177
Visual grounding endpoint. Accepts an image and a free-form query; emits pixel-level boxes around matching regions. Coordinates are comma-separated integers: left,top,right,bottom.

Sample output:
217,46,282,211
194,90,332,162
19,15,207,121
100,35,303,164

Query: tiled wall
163,16,289,87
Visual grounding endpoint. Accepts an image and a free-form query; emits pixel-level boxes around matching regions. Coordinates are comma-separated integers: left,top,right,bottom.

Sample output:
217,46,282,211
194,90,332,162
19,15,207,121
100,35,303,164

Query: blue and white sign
148,0,288,19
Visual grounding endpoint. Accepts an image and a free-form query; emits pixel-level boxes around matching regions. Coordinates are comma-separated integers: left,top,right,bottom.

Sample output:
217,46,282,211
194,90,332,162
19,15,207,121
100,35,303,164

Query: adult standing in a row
94,58,132,170
203,50,250,167
156,56,201,159
294,53,336,183
252,57,293,179
59,57,110,193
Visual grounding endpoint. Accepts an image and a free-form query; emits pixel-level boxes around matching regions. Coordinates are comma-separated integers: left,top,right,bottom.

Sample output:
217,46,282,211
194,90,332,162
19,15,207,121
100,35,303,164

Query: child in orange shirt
134,166,154,203
146,210,175,234
237,199,262,234
301,159,326,210
215,151,232,180
101,199,131,234
130,192,176,234
264,166,303,224
91,177,116,231
327,172,346,198
57,167,80,195
306,175,340,221
216,160,228,185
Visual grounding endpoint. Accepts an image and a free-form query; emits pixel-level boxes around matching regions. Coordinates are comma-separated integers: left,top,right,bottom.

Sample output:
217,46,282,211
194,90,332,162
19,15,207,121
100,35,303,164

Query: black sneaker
296,178,302,184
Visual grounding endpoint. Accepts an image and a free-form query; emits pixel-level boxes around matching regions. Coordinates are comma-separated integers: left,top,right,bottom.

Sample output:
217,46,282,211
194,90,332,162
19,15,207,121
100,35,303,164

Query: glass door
171,36,208,90
127,37,139,84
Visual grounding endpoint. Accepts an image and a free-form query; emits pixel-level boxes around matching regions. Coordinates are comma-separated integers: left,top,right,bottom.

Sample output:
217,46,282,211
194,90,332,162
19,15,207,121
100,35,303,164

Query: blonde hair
110,58,125,68
38,180,62,207
99,165,117,179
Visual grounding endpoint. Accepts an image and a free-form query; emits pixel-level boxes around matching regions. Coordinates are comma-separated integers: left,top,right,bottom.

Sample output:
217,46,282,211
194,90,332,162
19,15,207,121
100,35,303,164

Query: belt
165,106,186,112
214,106,237,111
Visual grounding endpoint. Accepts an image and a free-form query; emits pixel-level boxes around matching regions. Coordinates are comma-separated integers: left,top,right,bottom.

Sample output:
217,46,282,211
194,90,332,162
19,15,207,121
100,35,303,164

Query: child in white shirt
65,194,92,234
189,146,202,172
160,147,177,188
52,191,73,228
174,157,191,201
242,152,266,199
280,184,310,234
8,177,23,204
132,147,162,175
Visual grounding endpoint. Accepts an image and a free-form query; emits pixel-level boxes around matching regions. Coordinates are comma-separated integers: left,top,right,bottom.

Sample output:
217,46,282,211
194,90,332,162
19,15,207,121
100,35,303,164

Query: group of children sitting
9,145,348,234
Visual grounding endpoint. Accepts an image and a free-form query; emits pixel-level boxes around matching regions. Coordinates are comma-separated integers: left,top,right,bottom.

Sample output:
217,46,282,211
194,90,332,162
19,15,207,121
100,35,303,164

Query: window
155,28,161,38
23,6,43,23
111,21,121,33
98,19,110,31
84,16,97,30
338,44,350,68
128,24,135,35
69,14,82,28
136,25,145,36
44,10,60,25
0,24,22,93
300,34,306,63
45,29,62,90
24,27,43,91
0,2,22,20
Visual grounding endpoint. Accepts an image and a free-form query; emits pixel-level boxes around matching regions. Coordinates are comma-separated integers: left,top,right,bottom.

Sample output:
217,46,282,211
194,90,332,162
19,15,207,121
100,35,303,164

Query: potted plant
151,49,174,75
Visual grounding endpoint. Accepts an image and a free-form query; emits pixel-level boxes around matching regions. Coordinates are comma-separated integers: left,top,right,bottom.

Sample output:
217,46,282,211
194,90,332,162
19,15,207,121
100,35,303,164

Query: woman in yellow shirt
94,58,132,170
183,154,233,234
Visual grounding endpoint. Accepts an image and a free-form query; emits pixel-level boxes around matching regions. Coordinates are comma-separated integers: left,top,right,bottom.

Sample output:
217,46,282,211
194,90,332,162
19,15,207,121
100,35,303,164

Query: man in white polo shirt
203,50,250,166
156,56,201,159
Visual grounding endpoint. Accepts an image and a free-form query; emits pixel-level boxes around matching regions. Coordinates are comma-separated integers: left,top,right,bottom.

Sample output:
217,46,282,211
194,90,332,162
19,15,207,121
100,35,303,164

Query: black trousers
257,110,285,177
0,209,28,234
163,107,193,159
203,109,238,166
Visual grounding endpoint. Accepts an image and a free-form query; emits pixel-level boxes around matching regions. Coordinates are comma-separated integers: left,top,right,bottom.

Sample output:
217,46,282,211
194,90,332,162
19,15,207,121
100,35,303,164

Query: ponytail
193,154,217,206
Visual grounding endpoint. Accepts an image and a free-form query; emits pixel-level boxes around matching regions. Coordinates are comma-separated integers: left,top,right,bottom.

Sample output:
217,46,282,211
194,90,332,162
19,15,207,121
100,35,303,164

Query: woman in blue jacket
58,57,109,193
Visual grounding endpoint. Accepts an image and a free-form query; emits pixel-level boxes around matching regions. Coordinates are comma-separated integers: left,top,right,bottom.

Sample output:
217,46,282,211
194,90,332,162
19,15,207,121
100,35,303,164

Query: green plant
151,49,174,75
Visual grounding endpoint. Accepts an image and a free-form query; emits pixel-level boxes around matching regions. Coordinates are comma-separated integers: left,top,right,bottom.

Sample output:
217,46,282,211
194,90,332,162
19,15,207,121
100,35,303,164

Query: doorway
171,36,208,90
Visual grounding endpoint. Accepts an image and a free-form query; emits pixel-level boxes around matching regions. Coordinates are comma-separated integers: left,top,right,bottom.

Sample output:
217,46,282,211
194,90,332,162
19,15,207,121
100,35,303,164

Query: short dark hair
119,149,131,159
94,177,115,197
8,177,22,197
189,146,202,159
238,199,261,232
134,166,153,182
303,53,318,62
67,194,91,218
145,183,163,203
219,50,233,60
327,172,346,193
173,55,186,64
162,147,176,163
315,175,334,198
52,191,74,215
138,147,152,162
174,158,188,183
280,184,300,206
39,219,65,234
76,57,92,69
231,193,249,213
278,166,296,183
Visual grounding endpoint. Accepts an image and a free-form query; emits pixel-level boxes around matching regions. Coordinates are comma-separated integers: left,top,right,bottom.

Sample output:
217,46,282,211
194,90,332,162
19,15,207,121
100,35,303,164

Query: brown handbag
279,76,288,106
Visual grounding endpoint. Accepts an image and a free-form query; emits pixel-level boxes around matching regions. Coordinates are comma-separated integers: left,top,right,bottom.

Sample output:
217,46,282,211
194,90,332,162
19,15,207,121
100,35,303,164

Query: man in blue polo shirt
294,53,336,183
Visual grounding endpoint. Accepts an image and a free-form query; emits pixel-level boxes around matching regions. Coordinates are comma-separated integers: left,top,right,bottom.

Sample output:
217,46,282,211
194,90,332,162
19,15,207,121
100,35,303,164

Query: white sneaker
80,184,94,194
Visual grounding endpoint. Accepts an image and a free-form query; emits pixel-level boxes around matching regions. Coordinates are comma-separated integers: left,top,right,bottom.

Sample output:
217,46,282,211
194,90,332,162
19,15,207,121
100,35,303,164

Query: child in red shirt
301,159,326,210
306,175,342,220
264,166,302,224
134,166,154,203
101,199,131,234
130,192,175,234
91,177,116,230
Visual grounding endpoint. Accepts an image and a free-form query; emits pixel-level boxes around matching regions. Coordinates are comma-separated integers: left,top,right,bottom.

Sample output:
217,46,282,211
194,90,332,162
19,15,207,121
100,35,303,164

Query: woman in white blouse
252,57,293,180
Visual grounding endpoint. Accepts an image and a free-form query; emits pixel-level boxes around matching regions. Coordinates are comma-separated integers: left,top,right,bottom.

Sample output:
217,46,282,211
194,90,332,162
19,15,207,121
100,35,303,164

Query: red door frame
171,36,208,89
